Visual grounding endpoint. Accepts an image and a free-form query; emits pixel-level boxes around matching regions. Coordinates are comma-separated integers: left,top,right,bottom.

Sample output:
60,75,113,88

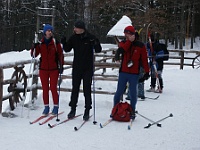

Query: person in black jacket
61,20,102,121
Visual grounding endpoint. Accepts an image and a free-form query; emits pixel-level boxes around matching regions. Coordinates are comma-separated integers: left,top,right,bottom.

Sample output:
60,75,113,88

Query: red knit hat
124,26,135,35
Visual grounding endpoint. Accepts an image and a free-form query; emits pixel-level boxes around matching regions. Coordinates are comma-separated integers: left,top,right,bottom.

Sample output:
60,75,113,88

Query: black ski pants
69,69,93,110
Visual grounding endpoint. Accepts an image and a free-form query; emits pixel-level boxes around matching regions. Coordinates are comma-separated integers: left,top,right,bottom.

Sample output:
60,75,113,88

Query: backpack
157,43,169,61
111,102,133,122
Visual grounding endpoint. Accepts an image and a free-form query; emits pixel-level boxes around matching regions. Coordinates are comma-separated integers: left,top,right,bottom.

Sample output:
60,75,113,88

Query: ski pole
54,38,63,122
92,74,97,124
144,113,173,129
23,32,38,118
135,111,162,127
92,47,97,125
26,54,36,118
56,70,61,122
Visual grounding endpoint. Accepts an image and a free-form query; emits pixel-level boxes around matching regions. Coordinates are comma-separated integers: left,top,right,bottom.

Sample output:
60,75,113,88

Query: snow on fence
0,49,200,115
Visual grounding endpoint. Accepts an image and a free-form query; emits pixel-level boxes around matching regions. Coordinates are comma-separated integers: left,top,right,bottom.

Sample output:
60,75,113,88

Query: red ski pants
39,70,59,105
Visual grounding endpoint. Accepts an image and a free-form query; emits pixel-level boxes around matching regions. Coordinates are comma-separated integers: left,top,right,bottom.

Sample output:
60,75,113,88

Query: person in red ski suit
113,25,150,120
31,24,64,116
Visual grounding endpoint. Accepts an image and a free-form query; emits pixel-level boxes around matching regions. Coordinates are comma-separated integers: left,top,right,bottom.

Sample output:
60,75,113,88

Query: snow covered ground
0,40,200,150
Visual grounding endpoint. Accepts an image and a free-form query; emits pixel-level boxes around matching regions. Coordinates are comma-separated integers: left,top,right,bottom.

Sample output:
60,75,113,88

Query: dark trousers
114,72,139,111
150,60,164,89
150,70,163,89
69,69,93,110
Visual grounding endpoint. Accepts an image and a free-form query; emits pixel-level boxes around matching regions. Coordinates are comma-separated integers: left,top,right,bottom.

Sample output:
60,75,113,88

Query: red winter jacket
118,40,149,74
31,37,64,71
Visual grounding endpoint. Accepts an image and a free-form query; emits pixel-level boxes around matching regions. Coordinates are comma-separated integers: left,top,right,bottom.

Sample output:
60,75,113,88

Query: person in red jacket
31,24,64,116
113,25,150,120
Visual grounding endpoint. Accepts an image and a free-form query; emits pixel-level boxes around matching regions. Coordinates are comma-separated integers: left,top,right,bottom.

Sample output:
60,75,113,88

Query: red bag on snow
111,102,133,122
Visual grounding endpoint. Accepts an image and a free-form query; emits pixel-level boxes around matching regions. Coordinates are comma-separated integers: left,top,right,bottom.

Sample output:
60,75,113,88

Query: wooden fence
0,48,200,115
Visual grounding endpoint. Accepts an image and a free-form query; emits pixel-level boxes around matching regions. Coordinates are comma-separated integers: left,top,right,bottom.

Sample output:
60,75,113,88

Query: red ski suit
31,37,64,105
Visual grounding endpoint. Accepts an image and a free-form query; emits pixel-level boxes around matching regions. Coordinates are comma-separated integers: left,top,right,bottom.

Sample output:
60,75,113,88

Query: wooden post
36,7,40,33
51,6,55,28
0,68,3,113
112,49,115,63
112,49,115,70
180,51,184,69
102,51,107,74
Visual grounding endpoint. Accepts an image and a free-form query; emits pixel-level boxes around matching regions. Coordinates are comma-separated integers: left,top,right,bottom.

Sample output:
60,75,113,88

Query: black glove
115,48,124,61
59,66,64,74
139,73,150,83
152,51,156,57
61,36,66,45
90,38,100,46
33,43,40,48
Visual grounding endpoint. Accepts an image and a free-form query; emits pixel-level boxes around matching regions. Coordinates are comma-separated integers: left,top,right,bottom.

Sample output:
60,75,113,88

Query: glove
114,47,124,61
152,51,156,57
33,43,40,48
139,73,150,83
90,38,99,46
59,66,64,74
90,39,95,46
61,36,66,45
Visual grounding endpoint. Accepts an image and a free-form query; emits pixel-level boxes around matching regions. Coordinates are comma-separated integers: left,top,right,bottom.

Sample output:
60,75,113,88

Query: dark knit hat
74,20,85,29
124,26,135,35
43,24,53,34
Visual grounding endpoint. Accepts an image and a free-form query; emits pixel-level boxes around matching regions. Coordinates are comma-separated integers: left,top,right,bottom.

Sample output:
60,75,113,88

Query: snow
0,41,200,150
0,16,200,149
107,15,132,37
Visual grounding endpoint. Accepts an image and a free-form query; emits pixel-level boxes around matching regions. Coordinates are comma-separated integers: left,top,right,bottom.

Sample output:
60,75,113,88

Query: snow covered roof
107,15,132,37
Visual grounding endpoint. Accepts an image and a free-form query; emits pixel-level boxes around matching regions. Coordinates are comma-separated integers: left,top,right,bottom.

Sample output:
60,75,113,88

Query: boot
130,110,136,120
42,105,49,116
68,108,76,119
146,87,155,92
155,88,163,93
138,95,145,100
52,106,59,116
83,109,90,121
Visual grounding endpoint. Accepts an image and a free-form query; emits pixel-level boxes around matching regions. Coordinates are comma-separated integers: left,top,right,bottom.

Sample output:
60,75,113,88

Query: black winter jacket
62,31,102,73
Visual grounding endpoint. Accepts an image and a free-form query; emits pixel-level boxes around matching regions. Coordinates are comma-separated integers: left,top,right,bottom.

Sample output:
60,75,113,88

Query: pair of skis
135,111,173,128
30,111,64,125
30,113,92,131
100,112,173,129
138,95,160,101
48,115,92,130
100,118,134,130
48,114,83,128
48,115,93,130
74,115,93,131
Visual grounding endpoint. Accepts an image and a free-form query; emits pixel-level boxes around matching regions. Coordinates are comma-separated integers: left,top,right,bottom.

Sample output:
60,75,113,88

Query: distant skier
146,33,168,93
